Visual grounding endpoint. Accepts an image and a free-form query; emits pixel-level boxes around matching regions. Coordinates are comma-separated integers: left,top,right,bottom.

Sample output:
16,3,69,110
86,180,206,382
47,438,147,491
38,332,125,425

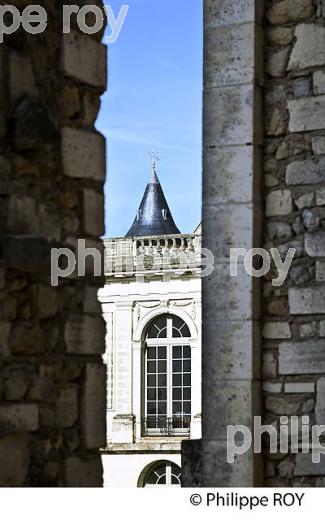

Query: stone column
183,0,264,486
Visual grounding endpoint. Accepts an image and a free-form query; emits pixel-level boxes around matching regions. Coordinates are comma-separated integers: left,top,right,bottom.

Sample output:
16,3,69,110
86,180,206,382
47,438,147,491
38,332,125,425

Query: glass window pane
158,361,166,373
173,374,182,386
147,347,156,359
147,388,156,400
183,346,191,358
158,402,167,414
147,402,156,414
183,374,191,386
147,375,156,387
158,374,167,386
183,401,191,414
173,360,182,372
147,361,156,373
158,346,167,359
158,388,167,400
173,402,182,414
173,388,182,400
183,388,191,400
173,346,182,359
183,360,191,372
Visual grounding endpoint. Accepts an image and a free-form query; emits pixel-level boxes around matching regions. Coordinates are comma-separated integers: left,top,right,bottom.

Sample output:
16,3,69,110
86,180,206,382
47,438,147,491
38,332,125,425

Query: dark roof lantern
125,163,181,237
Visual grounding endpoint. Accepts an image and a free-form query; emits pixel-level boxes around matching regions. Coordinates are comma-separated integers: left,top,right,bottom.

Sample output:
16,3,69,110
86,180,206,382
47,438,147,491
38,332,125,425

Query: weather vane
148,150,160,174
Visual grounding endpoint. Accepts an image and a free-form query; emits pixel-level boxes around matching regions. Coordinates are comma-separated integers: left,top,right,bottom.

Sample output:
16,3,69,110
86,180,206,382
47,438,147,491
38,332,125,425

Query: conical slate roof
125,168,181,237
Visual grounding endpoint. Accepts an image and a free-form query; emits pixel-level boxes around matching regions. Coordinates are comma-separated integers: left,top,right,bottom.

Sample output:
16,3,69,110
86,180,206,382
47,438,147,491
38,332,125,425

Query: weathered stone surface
266,190,292,217
204,146,257,204
9,51,37,101
0,405,39,434
62,127,106,181
204,0,257,27
263,382,283,393
300,322,317,338
62,32,107,89
288,24,325,71
64,315,105,355
65,456,103,487
0,435,29,486
267,222,292,240
312,136,325,155
267,1,314,25
314,71,325,95
315,378,325,424
266,47,290,78
204,85,262,146
267,27,295,46
279,340,325,374
265,108,288,136
265,395,302,415
10,321,43,355
83,189,105,236
205,24,259,87
295,192,314,210
32,284,59,319
263,322,291,339
288,96,325,133
285,382,315,393
56,386,78,428
295,454,325,476
286,158,325,185
316,261,325,282
81,364,106,449
320,320,325,337
316,188,325,206
0,322,10,361
263,352,277,379
305,231,325,257
290,286,325,314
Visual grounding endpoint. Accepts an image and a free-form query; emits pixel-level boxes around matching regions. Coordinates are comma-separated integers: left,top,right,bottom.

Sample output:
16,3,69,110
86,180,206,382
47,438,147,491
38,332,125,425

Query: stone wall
0,1,106,486
263,0,325,486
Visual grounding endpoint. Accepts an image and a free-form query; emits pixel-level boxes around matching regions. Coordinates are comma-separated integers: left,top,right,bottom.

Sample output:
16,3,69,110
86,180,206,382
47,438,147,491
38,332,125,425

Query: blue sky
97,0,203,238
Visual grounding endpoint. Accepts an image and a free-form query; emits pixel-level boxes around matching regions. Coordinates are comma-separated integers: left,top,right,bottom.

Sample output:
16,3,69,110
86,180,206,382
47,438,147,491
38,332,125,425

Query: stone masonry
263,0,325,486
184,0,325,487
0,1,107,486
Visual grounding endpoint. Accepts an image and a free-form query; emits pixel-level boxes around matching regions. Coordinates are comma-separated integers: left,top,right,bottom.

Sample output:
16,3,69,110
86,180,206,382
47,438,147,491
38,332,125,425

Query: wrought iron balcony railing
142,416,191,437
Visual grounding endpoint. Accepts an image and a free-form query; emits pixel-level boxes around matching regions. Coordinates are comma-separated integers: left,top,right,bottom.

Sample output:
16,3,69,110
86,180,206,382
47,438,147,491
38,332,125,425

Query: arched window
143,314,191,436
142,462,181,487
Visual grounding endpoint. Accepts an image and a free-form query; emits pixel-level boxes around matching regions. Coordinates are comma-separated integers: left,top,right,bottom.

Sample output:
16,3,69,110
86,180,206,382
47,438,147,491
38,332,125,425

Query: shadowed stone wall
0,1,106,486
263,0,325,486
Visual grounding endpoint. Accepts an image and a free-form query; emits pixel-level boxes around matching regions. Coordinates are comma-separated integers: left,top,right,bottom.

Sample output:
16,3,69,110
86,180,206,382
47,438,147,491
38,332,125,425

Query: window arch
143,314,191,436
139,461,181,487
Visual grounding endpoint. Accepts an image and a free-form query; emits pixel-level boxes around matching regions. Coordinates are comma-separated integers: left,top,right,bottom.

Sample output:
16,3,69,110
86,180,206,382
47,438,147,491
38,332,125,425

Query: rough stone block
64,315,105,355
316,261,325,282
62,32,107,89
279,340,325,374
289,287,325,314
316,188,325,206
84,286,102,315
288,96,325,132
286,158,325,185
285,382,315,393
312,136,325,155
288,24,325,71
0,404,39,434
305,230,325,257
314,71,325,95
315,378,325,424
320,320,325,337
263,322,291,339
300,322,316,338
9,50,37,101
83,188,105,236
81,364,106,449
265,189,292,217
32,284,59,319
266,47,291,78
65,456,103,487
205,23,261,87
0,322,10,361
267,0,314,25
204,84,262,146
0,434,29,486
263,382,283,393
56,386,78,428
295,454,325,476
265,395,303,415
62,127,106,181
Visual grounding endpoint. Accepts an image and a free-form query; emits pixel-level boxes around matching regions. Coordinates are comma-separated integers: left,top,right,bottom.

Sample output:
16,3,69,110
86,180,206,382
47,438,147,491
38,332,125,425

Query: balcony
142,416,191,437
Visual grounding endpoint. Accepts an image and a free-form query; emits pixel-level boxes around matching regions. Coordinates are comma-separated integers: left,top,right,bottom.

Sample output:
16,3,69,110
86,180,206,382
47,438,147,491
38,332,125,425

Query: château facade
99,166,202,487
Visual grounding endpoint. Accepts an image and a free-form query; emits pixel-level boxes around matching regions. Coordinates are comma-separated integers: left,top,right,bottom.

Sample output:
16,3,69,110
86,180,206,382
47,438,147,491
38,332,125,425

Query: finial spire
148,150,159,183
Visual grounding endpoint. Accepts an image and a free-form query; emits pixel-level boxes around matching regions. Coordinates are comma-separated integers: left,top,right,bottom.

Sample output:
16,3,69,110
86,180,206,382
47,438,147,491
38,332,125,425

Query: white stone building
99,165,202,487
